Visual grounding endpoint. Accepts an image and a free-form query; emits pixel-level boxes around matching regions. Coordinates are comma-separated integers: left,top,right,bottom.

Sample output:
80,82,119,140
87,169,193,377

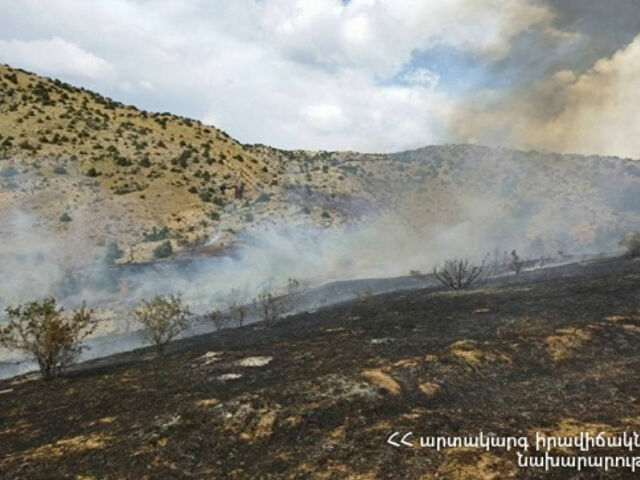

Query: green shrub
132,295,191,357
0,298,97,379
199,190,213,203
153,240,173,259
143,226,170,242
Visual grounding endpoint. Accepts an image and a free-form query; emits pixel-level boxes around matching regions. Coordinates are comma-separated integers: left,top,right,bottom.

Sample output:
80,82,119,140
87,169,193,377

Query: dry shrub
226,288,247,328
0,298,98,379
255,278,300,326
205,309,228,332
433,258,486,290
133,294,191,357
621,232,640,257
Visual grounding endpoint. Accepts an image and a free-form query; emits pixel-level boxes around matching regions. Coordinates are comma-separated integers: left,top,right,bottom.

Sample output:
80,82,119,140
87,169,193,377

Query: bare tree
255,291,282,325
228,302,247,328
620,232,640,257
254,278,301,326
283,278,301,311
357,288,373,307
226,288,248,328
133,294,191,357
510,249,524,277
205,309,228,332
432,258,486,290
0,298,98,380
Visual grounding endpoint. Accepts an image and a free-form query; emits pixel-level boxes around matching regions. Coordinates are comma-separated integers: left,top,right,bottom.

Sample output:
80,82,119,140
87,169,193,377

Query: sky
1,0,639,157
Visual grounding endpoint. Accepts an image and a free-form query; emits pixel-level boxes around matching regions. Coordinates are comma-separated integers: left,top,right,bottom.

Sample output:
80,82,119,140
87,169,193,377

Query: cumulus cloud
2,0,638,156
0,0,569,152
451,33,640,158
0,37,114,80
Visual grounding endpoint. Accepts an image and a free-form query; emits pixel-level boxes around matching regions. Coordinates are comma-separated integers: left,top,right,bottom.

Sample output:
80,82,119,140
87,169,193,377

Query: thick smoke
450,33,640,158
0,170,634,378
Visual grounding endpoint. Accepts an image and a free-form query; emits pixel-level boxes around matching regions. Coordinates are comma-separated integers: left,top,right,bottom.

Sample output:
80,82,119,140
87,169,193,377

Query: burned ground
1,257,639,479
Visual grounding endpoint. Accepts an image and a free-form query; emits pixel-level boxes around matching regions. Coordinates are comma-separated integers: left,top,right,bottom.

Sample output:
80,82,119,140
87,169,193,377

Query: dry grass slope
1,63,638,264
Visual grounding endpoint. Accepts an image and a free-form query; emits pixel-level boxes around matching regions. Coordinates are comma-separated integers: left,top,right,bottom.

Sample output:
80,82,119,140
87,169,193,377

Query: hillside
0,62,639,266
1,256,638,479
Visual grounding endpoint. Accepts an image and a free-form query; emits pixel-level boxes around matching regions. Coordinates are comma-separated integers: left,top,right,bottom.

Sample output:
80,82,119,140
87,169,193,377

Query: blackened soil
1,257,639,479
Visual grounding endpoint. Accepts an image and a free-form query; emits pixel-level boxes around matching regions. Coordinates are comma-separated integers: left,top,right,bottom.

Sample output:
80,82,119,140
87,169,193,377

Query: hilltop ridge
1,63,639,264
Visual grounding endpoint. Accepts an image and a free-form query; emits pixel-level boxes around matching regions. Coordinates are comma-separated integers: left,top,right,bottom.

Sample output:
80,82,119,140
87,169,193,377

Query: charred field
1,256,639,479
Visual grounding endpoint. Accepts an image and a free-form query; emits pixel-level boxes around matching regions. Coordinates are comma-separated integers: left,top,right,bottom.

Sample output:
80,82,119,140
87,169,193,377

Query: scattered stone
325,327,346,333
370,337,393,345
236,356,272,367
152,414,181,432
218,373,243,381
199,351,222,360
195,351,223,366
312,374,381,402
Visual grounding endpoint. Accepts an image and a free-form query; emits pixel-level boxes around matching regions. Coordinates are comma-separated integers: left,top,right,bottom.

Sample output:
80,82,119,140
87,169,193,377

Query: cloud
451,33,640,158
303,104,348,133
3,0,633,154
0,37,114,80
398,68,440,89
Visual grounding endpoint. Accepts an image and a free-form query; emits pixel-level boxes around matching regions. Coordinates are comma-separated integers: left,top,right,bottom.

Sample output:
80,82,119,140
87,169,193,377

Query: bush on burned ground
254,278,301,326
510,250,524,277
0,298,98,380
204,309,228,332
228,302,247,328
226,289,247,328
621,232,640,257
432,258,486,290
133,294,192,357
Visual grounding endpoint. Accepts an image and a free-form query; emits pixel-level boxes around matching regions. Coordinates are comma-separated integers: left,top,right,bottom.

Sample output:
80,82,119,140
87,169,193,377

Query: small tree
621,232,640,257
133,295,191,357
228,303,247,328
224,289,247,328
153,240,173,259
205,309,228,332
255,291,281,325
254,278,301,326
432,258,486,290
510,249,524,277
0,298,97,380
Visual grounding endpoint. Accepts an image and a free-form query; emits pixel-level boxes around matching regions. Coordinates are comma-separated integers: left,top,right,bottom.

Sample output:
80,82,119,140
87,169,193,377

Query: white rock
235,356,273,367
218,373,243,381
195,351,223,366
199,351,222,360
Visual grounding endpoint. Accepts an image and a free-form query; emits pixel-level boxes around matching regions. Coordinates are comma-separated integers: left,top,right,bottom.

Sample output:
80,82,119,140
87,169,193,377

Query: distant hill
0,63,638,264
